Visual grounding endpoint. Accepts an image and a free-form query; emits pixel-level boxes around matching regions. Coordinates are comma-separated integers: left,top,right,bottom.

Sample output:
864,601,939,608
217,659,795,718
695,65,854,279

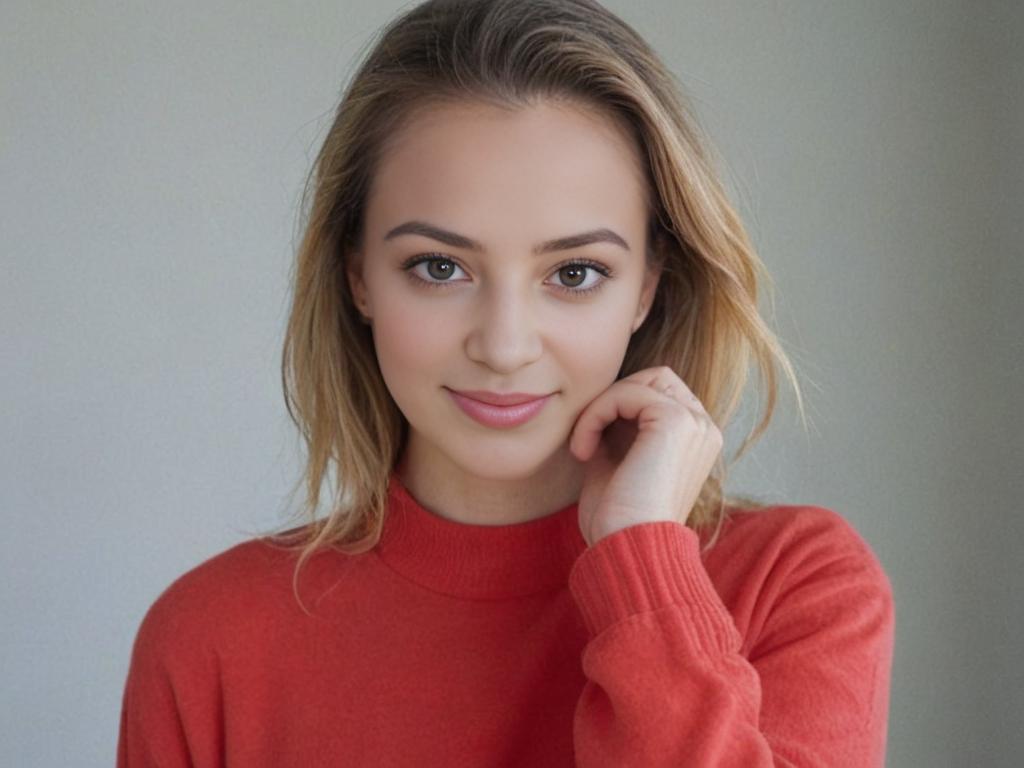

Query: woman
117,1,894,765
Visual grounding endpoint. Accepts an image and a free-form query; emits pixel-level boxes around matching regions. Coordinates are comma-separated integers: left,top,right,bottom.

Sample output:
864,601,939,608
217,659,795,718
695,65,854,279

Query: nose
464,284,544,373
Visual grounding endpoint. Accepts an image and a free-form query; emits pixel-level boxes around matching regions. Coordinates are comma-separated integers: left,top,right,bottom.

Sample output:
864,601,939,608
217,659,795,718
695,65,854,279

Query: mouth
445,388,552,406
444,388,555,428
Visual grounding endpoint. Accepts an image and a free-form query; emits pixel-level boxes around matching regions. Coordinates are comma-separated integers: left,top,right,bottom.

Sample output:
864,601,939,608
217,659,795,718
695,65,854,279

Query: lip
448,389,551,406
445,388,554,428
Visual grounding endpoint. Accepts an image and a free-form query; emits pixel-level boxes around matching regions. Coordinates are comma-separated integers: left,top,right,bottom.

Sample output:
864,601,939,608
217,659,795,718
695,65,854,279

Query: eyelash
400,253,614,297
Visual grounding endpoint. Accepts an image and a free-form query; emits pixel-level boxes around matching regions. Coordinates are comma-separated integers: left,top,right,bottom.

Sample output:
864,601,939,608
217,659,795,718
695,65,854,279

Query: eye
400,253,614,297
404,255,467,284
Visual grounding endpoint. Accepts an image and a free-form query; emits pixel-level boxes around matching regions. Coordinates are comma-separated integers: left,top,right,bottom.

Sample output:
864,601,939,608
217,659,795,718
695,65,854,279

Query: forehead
365,99,651,241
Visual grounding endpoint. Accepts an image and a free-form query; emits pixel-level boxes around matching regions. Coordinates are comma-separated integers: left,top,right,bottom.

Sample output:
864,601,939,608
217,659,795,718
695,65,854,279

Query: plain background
2,1,1021,765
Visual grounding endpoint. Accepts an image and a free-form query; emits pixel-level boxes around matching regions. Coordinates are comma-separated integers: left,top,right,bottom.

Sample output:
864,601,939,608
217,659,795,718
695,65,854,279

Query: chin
446,436,567,480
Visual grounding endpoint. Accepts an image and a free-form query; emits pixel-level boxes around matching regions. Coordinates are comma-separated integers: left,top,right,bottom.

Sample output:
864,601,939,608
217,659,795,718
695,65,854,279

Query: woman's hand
568,366,723,547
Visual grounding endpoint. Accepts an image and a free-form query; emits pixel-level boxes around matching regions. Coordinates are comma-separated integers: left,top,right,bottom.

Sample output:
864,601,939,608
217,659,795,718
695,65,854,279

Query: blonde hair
260,0,807,605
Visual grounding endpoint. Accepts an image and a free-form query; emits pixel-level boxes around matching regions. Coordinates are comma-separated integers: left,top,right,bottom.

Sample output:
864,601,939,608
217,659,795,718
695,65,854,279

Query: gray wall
2,1,1020,765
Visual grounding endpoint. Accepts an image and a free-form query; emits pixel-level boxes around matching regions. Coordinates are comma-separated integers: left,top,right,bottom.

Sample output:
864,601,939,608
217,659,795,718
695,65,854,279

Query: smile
445,388,554,428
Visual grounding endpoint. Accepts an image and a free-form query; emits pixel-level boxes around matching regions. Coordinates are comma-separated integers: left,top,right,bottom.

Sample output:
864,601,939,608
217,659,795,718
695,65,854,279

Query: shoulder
129,538,297,661
706,504,893,613
715,504,894,633
719,504,888,573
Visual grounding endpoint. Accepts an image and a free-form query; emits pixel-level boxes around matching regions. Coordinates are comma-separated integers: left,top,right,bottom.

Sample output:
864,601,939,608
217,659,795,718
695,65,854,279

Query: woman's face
349,98,661,481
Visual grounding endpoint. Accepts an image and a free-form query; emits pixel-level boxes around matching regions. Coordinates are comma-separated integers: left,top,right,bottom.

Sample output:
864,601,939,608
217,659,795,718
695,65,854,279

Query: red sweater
117,472,894,766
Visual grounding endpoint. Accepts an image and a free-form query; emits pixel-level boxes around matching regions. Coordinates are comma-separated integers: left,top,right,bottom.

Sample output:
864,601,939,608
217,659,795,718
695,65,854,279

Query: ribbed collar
373,471,590,600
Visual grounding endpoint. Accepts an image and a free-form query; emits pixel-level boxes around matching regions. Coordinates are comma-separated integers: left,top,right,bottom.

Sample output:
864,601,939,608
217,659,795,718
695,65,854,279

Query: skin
348,97,721,539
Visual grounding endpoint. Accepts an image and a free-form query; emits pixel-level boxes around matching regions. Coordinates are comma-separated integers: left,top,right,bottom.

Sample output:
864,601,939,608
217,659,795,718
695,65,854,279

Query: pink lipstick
445,388,554,428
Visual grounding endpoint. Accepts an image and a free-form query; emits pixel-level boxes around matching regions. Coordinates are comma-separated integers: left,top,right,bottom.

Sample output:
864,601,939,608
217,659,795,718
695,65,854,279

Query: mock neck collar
373,471,589,600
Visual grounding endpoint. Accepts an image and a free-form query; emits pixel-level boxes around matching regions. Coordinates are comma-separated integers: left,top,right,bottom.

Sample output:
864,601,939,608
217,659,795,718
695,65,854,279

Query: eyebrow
383,220,631,255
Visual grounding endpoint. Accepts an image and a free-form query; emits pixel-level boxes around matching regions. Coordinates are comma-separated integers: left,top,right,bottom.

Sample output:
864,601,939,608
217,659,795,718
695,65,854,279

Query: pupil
427,260,452,280
562,266,584,287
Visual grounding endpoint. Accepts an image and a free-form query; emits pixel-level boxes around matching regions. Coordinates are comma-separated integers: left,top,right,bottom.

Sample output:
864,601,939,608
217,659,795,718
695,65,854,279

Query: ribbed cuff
568,521,740,655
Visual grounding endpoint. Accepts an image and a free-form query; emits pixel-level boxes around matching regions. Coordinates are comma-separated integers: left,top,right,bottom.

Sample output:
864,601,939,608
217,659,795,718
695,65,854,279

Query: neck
395,437,584,526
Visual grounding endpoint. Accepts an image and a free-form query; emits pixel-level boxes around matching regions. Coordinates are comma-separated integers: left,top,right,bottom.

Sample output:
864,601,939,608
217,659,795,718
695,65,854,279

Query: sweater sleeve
566,515,895,767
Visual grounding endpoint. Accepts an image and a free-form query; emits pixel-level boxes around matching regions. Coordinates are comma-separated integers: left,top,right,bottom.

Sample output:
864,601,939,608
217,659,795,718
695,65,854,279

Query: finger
571,380,683,461
620,367,706,414
663,382,706,414
619,365,675,389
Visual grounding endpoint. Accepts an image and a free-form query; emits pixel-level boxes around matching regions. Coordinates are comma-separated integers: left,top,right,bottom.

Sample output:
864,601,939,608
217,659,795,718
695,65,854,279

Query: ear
346,251,372,320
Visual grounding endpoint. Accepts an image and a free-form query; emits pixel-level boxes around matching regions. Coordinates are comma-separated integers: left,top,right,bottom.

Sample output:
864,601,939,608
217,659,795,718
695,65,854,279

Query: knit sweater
117,472,895,766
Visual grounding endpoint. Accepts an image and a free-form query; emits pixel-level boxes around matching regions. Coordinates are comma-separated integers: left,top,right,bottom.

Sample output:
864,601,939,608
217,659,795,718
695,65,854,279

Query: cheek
371,301,453,397
547,312,634,396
